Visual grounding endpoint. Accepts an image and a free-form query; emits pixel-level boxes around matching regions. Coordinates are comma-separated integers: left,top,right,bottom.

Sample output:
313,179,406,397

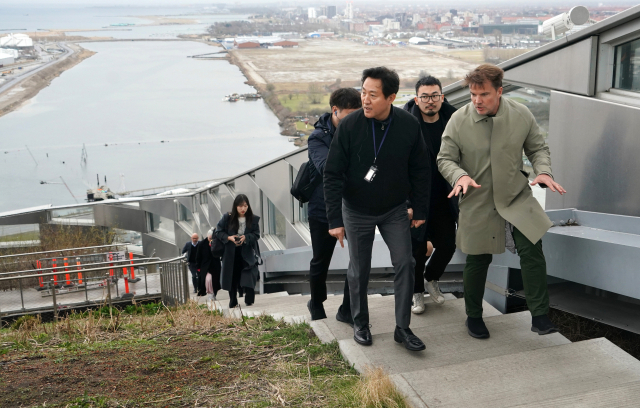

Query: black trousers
198,259,221,297
188,263,199,293
308,218,350,317
413,209,457,293
229,246,255,307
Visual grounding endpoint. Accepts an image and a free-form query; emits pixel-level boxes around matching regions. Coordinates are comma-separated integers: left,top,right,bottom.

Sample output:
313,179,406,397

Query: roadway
0,42,75,96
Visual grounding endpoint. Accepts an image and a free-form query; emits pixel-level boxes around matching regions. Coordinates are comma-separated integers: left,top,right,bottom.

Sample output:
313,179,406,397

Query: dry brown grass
358,366,411,408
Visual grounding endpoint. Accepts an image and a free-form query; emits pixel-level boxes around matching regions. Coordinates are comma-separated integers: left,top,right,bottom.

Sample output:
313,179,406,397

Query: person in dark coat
181,233,199,294
306,87,361,323
195,229,222,299
402,76,459,314
216,194,261,308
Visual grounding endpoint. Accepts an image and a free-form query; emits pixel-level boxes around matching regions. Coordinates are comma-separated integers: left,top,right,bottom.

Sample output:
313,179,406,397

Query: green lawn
279,93,331,114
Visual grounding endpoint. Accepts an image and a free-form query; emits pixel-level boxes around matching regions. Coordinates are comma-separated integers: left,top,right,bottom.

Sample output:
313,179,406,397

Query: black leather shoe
531,314,559,335
466,317,490,339
335,306,354,328
307,299,327,321
394,326,426,351
353,325,372,346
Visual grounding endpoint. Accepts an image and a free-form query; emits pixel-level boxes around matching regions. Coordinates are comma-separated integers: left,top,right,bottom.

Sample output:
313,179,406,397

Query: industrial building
0,33,33,49
0,52,14,66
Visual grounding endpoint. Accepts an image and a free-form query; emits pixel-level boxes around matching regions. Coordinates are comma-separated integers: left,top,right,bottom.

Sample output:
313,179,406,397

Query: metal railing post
51,279,58,321
19,278,25,311
159,265,164,303
182,261,190,305
106,273,113,310
143,265,149,295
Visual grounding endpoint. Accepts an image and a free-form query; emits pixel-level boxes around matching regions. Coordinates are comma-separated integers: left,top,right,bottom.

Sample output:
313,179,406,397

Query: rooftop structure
0,33,33,49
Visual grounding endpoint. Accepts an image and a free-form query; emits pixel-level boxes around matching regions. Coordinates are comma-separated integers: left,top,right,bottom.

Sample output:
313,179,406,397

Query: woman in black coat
195,230,222,299
215,194,261,308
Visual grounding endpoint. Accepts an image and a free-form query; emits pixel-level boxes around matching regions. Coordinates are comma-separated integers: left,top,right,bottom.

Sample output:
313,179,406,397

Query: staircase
204,292,640,407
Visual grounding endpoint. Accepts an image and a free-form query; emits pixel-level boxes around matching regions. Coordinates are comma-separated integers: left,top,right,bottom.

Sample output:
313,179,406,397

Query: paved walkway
206,291,640,408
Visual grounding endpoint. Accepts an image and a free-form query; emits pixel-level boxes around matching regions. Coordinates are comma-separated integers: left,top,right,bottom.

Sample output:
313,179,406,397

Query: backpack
290,160,321,207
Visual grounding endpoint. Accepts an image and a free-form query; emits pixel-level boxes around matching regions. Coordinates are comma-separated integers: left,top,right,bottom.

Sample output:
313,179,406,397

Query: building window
299,202,309,225
613,38,640,92
267,198,286,246
200,193,208,205
178,203,192,222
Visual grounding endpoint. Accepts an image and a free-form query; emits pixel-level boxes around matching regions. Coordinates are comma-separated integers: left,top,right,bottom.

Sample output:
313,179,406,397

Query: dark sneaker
466,317,490,339
394,326,426,351
354,324,372,346
335,306,354,327
307,299,327,321
531,314,559,335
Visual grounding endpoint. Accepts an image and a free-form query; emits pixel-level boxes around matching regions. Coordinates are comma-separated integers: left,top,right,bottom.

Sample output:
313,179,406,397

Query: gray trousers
343,202,415,329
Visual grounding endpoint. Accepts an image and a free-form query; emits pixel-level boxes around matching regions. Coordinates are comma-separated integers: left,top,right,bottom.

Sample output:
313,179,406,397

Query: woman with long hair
216,194,261,308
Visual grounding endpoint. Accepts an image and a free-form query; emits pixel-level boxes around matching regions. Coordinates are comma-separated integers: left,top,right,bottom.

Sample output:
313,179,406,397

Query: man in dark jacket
402,76,458,314
307,87,361,322
324,67,431,351
182,233,199,294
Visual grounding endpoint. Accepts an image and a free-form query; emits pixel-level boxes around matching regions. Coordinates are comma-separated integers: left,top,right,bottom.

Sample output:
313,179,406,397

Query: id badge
364,165,378,183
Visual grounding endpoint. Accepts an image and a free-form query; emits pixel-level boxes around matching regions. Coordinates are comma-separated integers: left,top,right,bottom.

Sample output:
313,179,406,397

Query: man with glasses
403,76,458,314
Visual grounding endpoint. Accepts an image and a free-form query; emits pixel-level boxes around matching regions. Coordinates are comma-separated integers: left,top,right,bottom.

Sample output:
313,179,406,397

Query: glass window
267,199,286,246
148,213,174,239
299,202,309,225
614,38,640,92
200,193,208,205
178,203,192,222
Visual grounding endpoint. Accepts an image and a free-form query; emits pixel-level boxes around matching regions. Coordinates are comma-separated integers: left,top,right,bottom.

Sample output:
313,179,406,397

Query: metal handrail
0,243,131,260
0,257,161,277
0,255,185,282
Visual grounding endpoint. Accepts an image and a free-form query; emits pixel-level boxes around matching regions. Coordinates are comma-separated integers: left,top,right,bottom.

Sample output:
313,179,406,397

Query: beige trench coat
437,97,553,255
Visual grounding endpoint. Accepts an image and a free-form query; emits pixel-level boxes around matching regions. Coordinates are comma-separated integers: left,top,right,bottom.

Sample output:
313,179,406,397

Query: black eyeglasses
418,94,442,102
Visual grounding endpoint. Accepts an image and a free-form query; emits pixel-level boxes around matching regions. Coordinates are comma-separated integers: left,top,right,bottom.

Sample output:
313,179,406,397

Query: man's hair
361,66,399,98
329,87,362,110
415,76,442,94
464,64,504,90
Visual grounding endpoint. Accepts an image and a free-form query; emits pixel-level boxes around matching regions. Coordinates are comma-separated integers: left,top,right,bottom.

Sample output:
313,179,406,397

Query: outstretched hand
448,175,481,198
531,174,566,195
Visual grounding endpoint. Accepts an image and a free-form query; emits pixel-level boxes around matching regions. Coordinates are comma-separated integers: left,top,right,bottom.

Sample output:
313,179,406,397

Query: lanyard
372,116,393,163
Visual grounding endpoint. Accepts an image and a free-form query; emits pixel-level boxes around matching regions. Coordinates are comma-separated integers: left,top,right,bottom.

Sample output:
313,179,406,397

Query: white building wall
0,53,15,66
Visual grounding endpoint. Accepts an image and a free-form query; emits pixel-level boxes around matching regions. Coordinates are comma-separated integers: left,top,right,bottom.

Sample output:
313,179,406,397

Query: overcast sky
3,0,638,6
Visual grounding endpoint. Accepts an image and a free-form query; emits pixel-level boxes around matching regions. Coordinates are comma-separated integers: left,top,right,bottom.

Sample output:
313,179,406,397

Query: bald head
191,233,199,243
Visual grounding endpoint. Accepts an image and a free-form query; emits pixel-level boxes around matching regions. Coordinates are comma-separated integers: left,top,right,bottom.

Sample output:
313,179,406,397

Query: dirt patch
230,39,476,84
0,44,95,119
0,303,362,407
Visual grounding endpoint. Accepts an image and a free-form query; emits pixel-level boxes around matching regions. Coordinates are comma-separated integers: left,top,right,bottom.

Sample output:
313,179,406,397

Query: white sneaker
208,293,217,301
411,293,425,314
426,280,445,304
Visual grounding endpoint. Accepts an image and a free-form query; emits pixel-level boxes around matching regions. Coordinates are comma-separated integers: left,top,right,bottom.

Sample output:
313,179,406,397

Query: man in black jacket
307,88,361,322
181,233,199,294
324,67,431,351
403,76,458,314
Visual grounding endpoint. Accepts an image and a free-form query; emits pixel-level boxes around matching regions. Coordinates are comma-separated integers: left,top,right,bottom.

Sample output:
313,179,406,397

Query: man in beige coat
437,64,566,339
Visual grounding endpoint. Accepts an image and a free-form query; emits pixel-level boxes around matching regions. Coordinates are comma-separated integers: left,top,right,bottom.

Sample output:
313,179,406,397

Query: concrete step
239,294,383,317
195,290,288,305
510,380,640,408
338,311,570,374
393,338,640,408
318,296,501,342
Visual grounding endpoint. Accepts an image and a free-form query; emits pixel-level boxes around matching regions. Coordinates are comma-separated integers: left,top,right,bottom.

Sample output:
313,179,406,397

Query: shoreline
0,44,95,119
227,50,298,137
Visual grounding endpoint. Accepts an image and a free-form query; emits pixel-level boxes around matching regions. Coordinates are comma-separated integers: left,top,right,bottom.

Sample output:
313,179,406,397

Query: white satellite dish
542,6,590,40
